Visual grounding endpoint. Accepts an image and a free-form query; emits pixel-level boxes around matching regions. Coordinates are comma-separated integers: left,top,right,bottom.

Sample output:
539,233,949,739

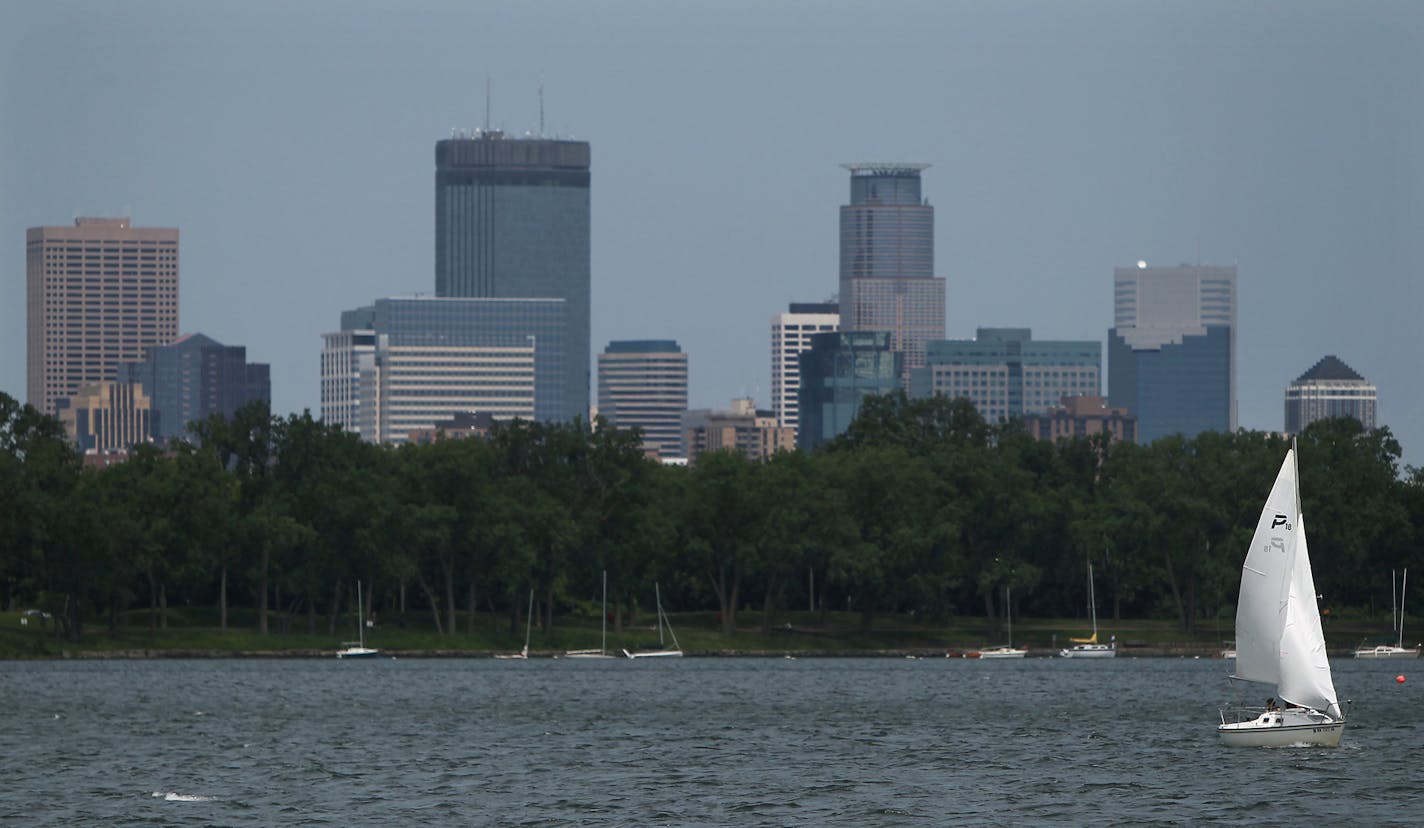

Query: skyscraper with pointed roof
1284,355,1377,434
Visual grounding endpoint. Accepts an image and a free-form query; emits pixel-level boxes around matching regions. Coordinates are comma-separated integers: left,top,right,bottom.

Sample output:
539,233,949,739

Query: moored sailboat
1352,569,1419,659
565,571,616,659
336,581,380,659
1218,444,1345,747
1059,564,1114,658
978,586,1026,659
623,583,683,659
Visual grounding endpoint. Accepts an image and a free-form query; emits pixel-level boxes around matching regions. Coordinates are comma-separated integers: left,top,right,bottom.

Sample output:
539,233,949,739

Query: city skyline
3,2,1421,464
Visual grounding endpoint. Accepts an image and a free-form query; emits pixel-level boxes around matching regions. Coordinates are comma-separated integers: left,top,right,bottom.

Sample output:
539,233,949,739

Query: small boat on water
1217,443,1345,747
336,581,380,659
623,583,683,659
565,571,616,659
977,587,1026,658
1352,569,1419,659
1060,564,1115,658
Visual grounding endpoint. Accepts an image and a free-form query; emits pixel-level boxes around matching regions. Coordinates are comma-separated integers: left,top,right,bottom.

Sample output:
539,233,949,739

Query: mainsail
1233,450,1298,686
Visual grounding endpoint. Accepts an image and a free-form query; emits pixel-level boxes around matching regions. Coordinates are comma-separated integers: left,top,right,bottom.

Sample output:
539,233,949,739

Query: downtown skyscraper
435,130,591,423
25,217,179,417
597,340,689,459
837,163,945,387
770,301,839,436
1284,355,1377,434
1108,263,1237,443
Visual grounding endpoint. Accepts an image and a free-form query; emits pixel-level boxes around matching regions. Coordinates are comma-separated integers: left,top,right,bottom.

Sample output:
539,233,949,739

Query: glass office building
1108,325,1231,443
325,296,568,443
796,331,903,451
911,328,1101,423
117,332,270,443
435,132,591,422
1108,264,1236,442
837,164,945,386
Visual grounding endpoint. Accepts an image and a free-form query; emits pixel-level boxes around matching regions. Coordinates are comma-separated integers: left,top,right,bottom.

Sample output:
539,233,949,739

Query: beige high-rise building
598,340,689,459
26,218,180,416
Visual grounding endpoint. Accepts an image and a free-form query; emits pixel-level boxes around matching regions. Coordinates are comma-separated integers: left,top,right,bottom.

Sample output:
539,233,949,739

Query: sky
3,1,1421,466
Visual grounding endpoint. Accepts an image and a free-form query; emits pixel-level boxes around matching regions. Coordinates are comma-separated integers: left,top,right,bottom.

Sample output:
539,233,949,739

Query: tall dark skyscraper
435,131,591,422
838,163,945,386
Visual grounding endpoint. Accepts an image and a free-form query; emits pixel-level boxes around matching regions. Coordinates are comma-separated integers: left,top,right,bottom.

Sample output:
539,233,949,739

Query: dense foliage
2,391,1420,643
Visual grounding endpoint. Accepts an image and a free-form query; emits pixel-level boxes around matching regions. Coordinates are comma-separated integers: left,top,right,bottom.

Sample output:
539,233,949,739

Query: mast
1088,563,1098,638
656,583,666,647
601,570,607,655
1006,586,1013,647
1400,569,1408,650
356,581,365,648
523,588,534,652
1393,570,1399,643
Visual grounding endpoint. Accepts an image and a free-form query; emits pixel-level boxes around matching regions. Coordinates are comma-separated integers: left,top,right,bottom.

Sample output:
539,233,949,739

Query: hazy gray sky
4,1,1420,465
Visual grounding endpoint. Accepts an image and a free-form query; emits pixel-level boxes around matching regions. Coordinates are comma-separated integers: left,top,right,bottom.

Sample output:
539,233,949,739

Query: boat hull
336,647,380,659
1352,646,1419,659
977,647,1027,659
1218,720,1344,747
563,649,616,659
1219,707,1343,747
623,648,683,659
1059,645,1115,658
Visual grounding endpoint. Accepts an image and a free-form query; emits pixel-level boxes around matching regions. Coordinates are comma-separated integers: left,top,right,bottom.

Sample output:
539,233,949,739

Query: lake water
1,656,1419,826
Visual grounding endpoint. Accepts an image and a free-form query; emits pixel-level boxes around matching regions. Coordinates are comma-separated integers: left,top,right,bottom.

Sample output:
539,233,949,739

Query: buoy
1396,674,1406,684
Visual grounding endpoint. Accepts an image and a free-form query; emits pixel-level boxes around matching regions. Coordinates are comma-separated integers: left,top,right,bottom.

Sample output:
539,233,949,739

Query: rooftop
1295,355,1365,383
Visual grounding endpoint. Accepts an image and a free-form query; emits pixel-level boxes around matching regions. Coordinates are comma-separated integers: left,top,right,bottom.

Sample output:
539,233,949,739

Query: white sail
1277,517,1340,716
1232,450,1298,686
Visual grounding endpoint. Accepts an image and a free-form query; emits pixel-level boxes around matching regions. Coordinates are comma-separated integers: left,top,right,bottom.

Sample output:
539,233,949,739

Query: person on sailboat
1265,698,1278,711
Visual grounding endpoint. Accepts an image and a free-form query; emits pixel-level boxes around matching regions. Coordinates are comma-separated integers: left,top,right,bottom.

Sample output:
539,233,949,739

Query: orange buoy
1397,674,1406,684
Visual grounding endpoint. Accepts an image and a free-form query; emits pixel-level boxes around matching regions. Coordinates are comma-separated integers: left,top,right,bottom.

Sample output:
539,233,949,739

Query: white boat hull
976,647,1026,659
337,646,380,659
1352,645,1419,659
1059,644,1115,658
623,648,683,659
1218,709,1343,747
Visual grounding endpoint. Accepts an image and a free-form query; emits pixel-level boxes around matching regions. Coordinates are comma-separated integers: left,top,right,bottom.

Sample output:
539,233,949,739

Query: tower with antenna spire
433,127,592,423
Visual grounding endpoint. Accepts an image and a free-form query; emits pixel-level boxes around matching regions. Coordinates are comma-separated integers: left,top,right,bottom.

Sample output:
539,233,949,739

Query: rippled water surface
1,656,1419,826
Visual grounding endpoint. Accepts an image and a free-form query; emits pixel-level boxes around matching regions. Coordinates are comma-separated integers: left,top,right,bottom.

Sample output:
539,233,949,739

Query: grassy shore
1,607,1396,659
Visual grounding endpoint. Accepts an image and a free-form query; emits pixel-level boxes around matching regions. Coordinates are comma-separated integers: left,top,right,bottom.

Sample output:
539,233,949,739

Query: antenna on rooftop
484,77,491,131
539,80,545,137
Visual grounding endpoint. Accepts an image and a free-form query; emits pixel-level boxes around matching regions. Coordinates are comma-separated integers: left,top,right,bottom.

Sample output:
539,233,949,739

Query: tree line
3,390,1421,643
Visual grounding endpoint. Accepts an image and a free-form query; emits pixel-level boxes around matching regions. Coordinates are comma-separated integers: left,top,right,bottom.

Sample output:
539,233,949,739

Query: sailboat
978,586,1027,658
564,571,616,659
1352,569,1419,659
1059,563,1115,658
336,581,380,659
1218,444,1345,747
495,589,534,659
624,583,683,659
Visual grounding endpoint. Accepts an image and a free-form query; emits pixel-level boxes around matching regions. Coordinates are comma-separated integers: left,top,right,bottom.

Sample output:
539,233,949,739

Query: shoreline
14,645,1260,660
